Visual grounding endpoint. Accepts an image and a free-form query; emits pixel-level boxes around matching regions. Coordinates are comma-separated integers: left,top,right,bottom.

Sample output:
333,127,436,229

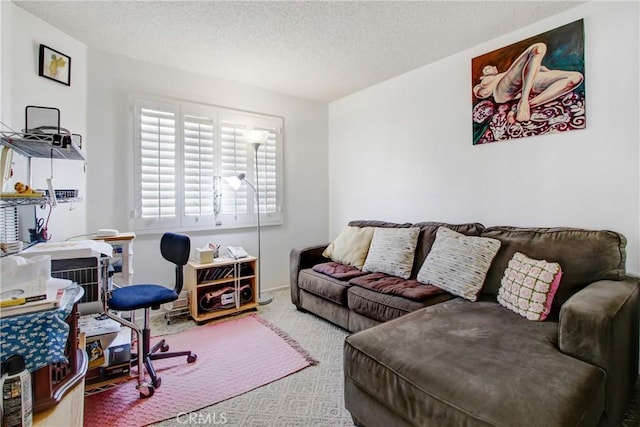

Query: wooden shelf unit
185,257,258,323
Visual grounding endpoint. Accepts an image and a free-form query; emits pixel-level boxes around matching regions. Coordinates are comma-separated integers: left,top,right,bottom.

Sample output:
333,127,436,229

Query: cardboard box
86,340,106,369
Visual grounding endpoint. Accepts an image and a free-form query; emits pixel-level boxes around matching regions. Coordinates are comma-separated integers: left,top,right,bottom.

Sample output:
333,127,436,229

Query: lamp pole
251,142,272,305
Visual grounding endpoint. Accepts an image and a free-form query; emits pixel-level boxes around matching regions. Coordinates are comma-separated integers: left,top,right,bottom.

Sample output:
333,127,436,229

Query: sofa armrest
559,276,639,424
290,244,330,306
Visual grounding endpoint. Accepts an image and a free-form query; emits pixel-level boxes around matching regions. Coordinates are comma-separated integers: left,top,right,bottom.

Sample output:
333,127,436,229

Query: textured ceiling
14,1,584,102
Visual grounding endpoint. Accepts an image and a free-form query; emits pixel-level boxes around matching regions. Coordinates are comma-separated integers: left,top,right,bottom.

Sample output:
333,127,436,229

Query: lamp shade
243,130,269,146
226,173,245,191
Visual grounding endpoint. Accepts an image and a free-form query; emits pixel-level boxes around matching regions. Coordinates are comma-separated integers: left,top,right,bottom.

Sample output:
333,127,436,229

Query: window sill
134,218,282,236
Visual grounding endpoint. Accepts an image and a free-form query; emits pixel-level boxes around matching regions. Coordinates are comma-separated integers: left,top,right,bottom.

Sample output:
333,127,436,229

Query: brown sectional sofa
289,220,639,426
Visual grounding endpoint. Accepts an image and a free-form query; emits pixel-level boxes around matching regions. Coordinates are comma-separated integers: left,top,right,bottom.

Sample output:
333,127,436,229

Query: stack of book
0,278,73,318
197,266,235,283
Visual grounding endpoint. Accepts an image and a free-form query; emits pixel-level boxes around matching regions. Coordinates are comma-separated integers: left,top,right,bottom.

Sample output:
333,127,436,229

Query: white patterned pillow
362,227,420,279
497,252,563,321
417,227,501,301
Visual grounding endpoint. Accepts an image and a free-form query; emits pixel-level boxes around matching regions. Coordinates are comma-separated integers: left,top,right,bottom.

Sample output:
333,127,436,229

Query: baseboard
262,284,290,292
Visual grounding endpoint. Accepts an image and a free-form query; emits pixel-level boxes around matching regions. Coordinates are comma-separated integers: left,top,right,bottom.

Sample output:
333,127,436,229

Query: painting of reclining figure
472,19,585,145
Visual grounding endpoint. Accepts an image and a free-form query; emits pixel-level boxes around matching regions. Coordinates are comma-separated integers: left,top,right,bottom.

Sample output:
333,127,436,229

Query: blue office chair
104,232,197,398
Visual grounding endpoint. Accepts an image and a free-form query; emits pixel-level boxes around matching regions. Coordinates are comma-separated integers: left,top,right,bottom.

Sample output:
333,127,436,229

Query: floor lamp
226,130,273,305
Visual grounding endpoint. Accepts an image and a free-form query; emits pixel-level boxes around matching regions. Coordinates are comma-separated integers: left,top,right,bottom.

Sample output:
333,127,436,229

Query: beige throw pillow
323,226,375,269
417,227,501,301
362,227,420,279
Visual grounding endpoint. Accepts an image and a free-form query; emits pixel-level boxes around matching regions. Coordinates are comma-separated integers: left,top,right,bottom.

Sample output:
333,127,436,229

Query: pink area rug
83,315,318,426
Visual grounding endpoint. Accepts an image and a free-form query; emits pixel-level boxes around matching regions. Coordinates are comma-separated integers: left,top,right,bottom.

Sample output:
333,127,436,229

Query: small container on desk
185,256,258,324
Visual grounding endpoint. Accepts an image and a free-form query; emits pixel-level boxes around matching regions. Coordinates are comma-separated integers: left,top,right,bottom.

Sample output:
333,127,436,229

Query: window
134,98,283,233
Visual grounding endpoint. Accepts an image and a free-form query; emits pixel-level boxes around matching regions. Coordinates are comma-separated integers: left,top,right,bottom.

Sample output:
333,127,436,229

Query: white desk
90,232,135,285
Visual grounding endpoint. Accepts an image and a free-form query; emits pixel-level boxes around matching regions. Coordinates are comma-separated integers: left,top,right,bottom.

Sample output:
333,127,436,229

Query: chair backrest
160,232,190,294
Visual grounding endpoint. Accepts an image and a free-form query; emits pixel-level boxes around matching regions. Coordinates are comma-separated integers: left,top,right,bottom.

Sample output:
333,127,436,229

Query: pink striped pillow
497,252,562,321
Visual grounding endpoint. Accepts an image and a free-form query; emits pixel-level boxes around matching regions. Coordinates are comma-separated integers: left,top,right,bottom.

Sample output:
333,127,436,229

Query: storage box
194,248,214,264
83,323,131,385
108,343,131,366
102,363,130,381
85,363,131,385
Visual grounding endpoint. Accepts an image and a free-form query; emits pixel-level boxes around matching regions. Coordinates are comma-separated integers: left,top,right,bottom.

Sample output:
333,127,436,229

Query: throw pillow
322,226,374,269
417,226,501,301
362,227,420,279
497,252,563,321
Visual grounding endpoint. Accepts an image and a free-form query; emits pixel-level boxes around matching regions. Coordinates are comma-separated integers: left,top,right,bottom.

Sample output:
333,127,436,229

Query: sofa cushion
417,227,501,301
347,285,453,323
363,227,420,279
349,272,446,301
344,299,605,426
497,252,562,321
481,227,627,307
322,226,374,269
312,262,369,280
298,268,352,305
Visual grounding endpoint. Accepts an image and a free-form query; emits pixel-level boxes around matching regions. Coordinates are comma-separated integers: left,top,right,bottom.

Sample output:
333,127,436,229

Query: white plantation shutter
133,98,282,232
255,127,278,215
183,114,215,225
218,113,282,224
134,101,180,231
220,122,248,217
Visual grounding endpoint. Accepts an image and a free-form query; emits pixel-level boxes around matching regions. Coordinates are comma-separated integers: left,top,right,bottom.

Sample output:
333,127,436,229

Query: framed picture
38,44,71,86
471,19,585,145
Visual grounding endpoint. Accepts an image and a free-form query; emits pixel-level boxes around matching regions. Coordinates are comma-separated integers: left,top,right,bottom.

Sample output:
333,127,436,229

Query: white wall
0,2,9,124
86,51,329,290
1,3,87,241
328,1,640,276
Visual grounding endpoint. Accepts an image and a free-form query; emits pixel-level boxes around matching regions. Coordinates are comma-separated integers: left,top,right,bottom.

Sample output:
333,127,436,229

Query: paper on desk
0,255,50,300
21,240,114,259
46,277,73,290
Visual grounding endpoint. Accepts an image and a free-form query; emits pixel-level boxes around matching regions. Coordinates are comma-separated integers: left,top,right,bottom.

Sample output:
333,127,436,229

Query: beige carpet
147,288,640,427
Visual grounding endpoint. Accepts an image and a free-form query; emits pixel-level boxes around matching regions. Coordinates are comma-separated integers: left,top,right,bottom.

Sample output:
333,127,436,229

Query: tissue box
195,248,214,264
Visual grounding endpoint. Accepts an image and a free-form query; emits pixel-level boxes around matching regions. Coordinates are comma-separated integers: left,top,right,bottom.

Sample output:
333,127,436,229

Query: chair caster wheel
152,377,162,389
138,384,155,398
160,343,169,352
187,354,197,363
